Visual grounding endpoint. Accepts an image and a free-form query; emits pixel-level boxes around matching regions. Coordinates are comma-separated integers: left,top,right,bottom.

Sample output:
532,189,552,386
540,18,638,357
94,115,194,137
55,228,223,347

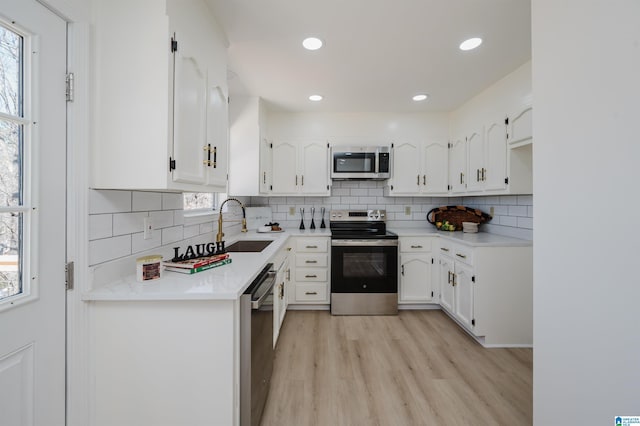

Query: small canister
136,254,163,282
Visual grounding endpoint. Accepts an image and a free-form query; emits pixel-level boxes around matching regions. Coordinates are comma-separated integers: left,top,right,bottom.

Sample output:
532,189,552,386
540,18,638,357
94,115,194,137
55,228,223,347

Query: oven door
331,239,398,293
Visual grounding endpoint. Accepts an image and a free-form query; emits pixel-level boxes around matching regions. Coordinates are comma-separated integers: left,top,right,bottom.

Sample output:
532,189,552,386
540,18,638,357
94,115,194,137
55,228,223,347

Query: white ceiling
206,0,531,113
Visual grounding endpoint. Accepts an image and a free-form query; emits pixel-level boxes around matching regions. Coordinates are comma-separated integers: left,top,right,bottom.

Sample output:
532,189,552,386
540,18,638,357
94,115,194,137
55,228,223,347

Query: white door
270,141,297,194
299,141,329,195
399,254,432,302
390,142,420,194
454,262,474,330
0,2,67,425
423,141,449,194
466,130,484,192
485,120,508,191
439,257,454,313
205,84,228,190
449,137,466,193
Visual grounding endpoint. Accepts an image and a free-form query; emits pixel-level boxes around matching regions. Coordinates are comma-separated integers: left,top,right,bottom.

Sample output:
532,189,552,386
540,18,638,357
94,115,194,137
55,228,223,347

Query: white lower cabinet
437,240,532,346
272,243,292,347
289,236,330,304
398,237,436,303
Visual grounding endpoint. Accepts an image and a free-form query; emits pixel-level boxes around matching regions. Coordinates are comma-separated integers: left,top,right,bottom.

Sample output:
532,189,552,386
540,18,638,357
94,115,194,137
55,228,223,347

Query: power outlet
405,206,411,215
289,206,295,216
489,206,495,217
143,217,153,240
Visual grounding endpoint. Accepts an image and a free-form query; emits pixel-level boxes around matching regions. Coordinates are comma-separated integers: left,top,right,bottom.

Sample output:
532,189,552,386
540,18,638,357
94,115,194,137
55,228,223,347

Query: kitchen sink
225,240,273,253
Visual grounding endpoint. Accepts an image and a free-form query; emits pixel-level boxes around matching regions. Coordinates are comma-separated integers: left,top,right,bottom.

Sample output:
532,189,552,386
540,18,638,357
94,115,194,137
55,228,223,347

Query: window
183,192,227,213
0,23,26,302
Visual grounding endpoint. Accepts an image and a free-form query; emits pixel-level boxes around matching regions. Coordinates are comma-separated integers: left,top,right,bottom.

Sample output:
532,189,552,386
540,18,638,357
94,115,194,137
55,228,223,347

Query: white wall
533,1,640,424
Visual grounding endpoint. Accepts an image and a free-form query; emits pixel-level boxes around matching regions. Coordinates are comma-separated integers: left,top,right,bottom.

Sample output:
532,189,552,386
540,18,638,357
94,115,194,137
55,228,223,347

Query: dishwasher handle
251,271,276,310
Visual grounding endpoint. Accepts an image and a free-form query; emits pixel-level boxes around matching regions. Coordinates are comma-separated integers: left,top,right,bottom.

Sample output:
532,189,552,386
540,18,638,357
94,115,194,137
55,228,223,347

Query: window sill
183,210,219,226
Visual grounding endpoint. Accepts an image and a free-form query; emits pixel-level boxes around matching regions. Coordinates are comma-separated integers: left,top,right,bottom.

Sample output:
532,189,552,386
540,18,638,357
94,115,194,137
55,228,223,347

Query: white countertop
83,226,528,302
83,229,330,302
391,227,532,247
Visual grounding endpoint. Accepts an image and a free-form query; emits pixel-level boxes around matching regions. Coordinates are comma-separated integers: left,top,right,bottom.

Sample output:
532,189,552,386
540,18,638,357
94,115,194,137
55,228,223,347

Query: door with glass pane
0,2,67,425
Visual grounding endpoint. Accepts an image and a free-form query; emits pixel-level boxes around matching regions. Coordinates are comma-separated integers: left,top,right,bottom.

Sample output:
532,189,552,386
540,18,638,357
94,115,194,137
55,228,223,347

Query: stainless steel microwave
330,146,391,180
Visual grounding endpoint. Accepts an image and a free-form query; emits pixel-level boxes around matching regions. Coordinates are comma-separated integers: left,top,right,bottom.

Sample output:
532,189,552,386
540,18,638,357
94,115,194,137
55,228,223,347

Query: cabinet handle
203,160,212,166
456,253,467,259
447,271,452,284
401,265,405,276
286,247,292,251
280,283,284,299
306,245,318,249
305,275,317,278
305,260,318,264
305,291,318,295
440,247,449,252
477,169,480,182
452,273,457,287
286,268,291,280
213,146,217,168
460,172,464,184
263,172,266,184
423,175,426,185
417,174,420,185
301,175,304,186
295,175,298,185
482,168,486,181
410,245,423,249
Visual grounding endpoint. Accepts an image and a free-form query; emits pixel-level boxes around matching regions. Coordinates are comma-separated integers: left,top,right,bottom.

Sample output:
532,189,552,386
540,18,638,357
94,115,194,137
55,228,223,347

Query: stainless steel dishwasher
240,263,276,426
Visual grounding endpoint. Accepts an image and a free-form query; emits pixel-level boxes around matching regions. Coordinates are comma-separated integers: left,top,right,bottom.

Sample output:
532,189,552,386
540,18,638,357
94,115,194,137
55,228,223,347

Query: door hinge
327,185,329,190
471,319,476,326
169,157,176,171
431,258,434,264
270,143,273,149
472,275,475,283
327,142,330,148
431,291,434,298
391,143,394,148
504,177,509,185
171,36,178,53
65,72,74,102
65,261,75,290
447,184,451,191
390,185,394,190
269,185,273,191
505,117,509,125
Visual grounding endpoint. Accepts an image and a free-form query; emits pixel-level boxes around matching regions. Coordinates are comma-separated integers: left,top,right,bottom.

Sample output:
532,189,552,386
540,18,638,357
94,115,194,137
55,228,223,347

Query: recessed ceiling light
459,37,483,51
302,37,323,50
412,94,428,102
309,95,323,101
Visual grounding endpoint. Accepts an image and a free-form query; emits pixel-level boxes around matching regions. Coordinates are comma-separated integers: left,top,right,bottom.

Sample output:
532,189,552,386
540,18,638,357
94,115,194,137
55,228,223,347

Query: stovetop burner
329,210,398,240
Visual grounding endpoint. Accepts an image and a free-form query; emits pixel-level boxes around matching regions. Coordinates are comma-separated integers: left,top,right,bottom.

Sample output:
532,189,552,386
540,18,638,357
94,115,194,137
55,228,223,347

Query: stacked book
163,253,231,274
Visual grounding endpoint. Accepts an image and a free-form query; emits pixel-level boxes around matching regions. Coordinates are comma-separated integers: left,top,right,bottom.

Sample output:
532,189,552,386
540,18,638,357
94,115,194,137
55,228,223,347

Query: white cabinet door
172,41,208,185
399,254,433,302
390,142,421,194
271,141,298,194
454,262,474,330
204,85,228,190
439,256,454,313
259,138,272,194
299,141,329,195
508,105,533,146
484,120,508,191
449,137,467,193
466,131,484,192
422,141,449,194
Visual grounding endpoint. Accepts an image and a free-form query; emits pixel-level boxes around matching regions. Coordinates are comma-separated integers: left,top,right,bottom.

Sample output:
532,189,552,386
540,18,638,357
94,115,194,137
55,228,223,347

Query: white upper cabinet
449,137,467,194
92,0,228,192
466,130,484,192
269,140,330,196
507,104,533,148
484,119,508,191
387,140,448,196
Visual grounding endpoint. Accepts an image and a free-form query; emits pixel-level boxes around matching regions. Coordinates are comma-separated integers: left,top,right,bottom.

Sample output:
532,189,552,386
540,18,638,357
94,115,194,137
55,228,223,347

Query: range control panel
330,209,387,222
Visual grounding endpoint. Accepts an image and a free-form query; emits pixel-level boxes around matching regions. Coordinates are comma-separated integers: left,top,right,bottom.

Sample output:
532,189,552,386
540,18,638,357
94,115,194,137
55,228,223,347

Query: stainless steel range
330,210,398,315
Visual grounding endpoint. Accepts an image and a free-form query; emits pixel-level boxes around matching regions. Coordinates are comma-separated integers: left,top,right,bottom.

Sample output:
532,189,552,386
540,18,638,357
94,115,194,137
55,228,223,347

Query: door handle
423,175,426,185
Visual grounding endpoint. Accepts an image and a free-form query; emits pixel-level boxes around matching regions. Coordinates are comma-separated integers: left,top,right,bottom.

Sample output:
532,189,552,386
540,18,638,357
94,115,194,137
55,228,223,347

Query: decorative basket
426,206,492,230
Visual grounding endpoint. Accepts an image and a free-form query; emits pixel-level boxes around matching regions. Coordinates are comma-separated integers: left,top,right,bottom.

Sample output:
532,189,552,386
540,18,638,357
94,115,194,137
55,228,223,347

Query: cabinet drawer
295,254,328,268
438,240,454,257
295,283,328,302
452,245,473,266
295,238,328,253
295,268,328,282
400,237,432,252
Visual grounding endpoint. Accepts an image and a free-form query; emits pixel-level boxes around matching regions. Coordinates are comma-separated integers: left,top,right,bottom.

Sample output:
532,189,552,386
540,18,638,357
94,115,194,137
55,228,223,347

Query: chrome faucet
216,198,248,242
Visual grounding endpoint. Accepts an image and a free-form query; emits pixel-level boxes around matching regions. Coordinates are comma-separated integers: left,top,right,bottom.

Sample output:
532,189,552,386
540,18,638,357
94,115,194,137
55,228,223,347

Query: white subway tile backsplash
528,205,534,217
131,231,162,254
183,224,200,239
174,210,184,226
150,210,174,229
368,188,383,196
162,226,184,245
162,193,183,210
508,205,528,217
517,195,533,205
499,216,517,227
499,195,517,205
350,188,368,196
199,222,215,234
89,235,131,265
357,181,378,189
132,191,162,211
89,214,112,240
332,188,350,196
113,212,147,236
340,196,359,204
517,217,533,229
89,190,131,214
358,196,377,204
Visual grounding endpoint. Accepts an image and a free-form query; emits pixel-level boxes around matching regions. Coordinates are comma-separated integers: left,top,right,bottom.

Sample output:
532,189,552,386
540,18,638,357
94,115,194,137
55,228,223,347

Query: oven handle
251,272,276,309
331,239,398,247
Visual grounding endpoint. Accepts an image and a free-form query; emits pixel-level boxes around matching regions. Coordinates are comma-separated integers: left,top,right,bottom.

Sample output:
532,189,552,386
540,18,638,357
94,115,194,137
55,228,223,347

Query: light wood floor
261,310,532,426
